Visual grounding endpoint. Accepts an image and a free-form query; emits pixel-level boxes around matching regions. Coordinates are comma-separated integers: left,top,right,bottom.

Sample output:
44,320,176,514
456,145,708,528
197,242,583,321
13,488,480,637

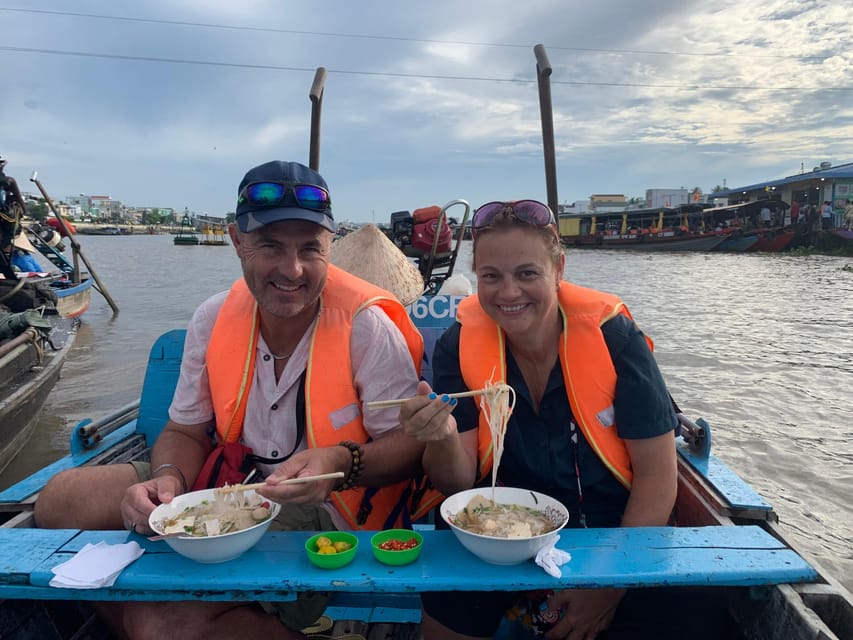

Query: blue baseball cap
235,160,335,233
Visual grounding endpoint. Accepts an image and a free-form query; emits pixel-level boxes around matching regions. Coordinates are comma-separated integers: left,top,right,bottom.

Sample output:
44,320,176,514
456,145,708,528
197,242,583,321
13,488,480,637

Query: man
844,199,853,231
0,156,28,279
789,200,800,227
820,200,832,230
34,160,425,639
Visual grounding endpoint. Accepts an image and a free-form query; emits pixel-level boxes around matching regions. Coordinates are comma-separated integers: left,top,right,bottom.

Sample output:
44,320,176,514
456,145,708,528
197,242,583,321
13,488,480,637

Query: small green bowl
305,531,358,569
370,529,424,566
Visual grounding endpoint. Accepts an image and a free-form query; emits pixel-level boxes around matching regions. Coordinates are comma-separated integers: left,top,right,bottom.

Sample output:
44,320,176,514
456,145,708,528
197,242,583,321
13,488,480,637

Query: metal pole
534,44,559,216
29,174,120,314
309,67,327,172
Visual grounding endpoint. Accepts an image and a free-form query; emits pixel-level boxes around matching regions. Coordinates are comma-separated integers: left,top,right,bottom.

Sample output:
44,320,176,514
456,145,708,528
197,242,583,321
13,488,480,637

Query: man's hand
259,447,350,505
120,475,184,535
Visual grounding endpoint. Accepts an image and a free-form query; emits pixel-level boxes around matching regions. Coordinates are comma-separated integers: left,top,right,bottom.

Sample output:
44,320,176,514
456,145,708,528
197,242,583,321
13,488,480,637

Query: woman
400,200,734,640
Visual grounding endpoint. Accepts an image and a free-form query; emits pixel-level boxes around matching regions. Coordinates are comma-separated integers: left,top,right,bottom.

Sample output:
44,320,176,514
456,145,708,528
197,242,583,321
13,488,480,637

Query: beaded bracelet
334,441,364,491
151,463,188,494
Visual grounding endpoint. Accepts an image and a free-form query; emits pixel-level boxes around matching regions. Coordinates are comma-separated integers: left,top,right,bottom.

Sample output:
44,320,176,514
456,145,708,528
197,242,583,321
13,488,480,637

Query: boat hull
54,278,93,318
0,317,77,475
565,232,726,251
714,231,761,252
749,229,797,252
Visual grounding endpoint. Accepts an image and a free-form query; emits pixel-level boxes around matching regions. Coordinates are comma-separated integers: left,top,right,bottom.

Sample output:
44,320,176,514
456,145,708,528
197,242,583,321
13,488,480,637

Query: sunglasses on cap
472,200,556,237
238,181,331,212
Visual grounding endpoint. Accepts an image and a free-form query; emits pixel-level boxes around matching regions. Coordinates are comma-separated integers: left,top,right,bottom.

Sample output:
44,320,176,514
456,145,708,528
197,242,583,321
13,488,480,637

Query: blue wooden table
0,525,816,602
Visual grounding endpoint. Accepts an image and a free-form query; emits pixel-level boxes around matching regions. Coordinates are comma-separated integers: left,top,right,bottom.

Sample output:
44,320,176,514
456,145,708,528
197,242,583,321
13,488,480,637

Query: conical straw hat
13,231,37,253
330,224,424,305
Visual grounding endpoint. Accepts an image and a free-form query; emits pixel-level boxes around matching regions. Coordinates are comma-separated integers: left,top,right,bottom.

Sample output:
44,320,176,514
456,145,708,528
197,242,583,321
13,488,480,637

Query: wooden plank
0,530,79,585
677,443,772,514
8,527,815,602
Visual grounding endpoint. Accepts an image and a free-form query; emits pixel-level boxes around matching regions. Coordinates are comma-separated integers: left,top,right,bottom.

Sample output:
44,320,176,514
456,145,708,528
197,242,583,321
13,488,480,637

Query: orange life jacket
206,264,425,529
457,282,653,490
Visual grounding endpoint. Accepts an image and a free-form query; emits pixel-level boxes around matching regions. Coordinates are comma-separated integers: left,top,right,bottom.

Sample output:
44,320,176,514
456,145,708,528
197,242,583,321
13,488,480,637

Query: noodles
479,375,515,500
155,492,273,537
453,494,557,539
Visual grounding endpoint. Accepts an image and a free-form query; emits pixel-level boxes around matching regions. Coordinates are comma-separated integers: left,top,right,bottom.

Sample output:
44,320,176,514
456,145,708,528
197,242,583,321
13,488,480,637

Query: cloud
1,0,850,219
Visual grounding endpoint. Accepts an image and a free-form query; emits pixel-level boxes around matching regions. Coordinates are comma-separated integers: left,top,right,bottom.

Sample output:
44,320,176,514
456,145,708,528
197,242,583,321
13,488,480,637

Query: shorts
132,461,336,631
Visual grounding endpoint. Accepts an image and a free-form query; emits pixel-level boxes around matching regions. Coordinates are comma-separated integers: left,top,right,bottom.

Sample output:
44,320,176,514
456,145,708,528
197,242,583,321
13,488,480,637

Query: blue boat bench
0,525,816,612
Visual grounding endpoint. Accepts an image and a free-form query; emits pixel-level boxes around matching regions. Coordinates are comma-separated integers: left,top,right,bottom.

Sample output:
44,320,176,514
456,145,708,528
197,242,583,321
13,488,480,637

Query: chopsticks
365,388,488,410
215,471,345,494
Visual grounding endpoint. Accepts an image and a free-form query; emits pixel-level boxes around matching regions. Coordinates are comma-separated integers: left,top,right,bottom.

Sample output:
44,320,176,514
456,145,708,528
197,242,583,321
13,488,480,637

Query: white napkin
50,541,144,589
535,535,572,578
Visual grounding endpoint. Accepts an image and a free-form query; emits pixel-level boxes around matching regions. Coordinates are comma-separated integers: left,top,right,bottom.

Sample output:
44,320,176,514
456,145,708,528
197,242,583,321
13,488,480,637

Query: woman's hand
544,588,625,640
399,380,459,443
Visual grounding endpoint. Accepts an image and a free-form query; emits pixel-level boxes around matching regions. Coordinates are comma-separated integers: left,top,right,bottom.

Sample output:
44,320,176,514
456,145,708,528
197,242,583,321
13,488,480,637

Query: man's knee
35,467,89,527
34,464,136,529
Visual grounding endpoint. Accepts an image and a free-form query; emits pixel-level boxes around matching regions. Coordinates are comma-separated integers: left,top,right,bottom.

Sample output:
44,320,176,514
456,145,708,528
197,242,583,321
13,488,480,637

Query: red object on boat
47,217,77,236
749,229,796,252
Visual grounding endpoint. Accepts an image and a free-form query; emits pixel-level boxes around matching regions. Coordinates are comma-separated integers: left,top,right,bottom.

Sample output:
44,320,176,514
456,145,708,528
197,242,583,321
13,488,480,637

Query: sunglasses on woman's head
238,181,331,212
471,200,556,237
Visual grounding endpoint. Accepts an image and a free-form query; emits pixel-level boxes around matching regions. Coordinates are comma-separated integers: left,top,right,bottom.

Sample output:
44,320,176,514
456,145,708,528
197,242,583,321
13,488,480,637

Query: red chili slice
378,537,419,551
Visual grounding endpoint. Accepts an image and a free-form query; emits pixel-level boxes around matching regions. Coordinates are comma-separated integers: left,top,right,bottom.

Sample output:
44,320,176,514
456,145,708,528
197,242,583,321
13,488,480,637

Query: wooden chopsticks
364,388,488,410
215,471,345,494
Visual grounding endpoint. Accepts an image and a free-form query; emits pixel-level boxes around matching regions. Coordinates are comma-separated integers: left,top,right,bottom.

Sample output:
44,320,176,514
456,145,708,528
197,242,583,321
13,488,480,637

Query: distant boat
559,204,727,251
81,225,123,235
173,214,199,246
714,230,762,252
198,225,229,246
749,229,797,252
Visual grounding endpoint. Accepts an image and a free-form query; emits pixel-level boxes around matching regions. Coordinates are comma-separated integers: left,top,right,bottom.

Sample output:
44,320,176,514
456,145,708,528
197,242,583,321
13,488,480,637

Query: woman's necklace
271,351,293,361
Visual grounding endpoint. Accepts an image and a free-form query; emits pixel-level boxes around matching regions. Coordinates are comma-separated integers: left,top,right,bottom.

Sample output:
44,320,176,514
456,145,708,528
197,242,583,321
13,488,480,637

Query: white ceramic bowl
148,488,280,564
440,487,569,565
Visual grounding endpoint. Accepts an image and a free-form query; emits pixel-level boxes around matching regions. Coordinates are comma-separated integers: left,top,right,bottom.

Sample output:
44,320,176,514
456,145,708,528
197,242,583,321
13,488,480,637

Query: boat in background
714,229,762,252
558,204,727,251
701,200,798,253
198,224,229,246
173,214,199,246
749,228,798,252
21,228,94,318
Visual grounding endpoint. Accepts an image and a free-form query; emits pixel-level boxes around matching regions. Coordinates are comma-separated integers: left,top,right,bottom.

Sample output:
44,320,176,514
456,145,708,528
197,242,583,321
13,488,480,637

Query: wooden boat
700,200,797,253
0,297,850,640
0,218,107,476
22,229,94,318
714,229,762,252
559,204,728,251
749,228,798,252
0,315,78,476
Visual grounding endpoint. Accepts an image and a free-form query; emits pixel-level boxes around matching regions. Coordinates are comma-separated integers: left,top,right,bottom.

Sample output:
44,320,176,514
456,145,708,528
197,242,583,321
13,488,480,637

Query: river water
2,235,851,591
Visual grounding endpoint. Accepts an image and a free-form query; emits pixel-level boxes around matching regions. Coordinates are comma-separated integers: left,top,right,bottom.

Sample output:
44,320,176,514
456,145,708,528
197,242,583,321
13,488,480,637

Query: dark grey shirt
433,313,678,528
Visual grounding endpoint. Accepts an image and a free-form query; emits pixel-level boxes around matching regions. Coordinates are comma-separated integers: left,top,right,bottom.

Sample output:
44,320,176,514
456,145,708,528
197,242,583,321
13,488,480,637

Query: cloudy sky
2,1,852,223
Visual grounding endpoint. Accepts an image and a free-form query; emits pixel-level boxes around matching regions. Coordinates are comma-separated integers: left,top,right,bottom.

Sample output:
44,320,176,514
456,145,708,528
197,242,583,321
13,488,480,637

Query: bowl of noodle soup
440,487,568,565
148,487,281,564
